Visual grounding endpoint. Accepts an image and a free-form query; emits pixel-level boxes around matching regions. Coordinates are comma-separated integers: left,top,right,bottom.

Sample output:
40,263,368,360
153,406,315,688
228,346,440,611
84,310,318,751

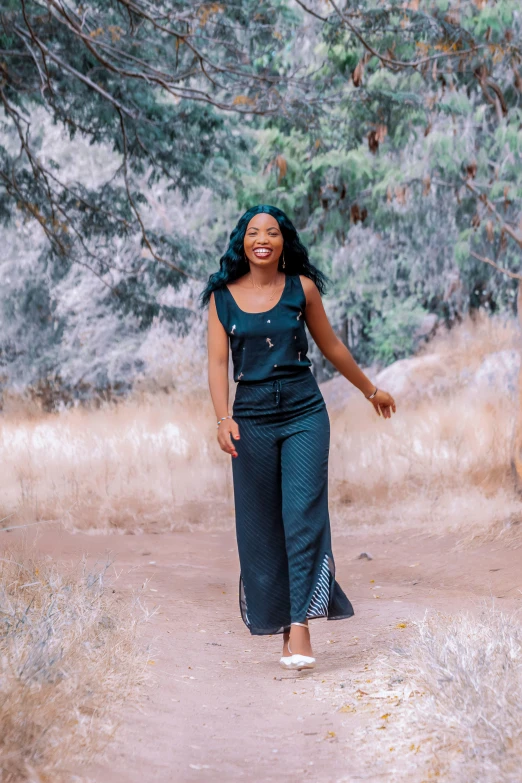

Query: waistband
236,369,315,408
236,368,313,387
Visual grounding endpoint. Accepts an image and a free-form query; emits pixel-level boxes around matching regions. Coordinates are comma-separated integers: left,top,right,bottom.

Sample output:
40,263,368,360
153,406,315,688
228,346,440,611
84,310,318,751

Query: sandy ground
11,525,522,783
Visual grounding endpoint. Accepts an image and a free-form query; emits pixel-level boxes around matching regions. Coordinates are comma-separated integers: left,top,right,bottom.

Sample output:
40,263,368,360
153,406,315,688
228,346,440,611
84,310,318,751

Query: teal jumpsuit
214,274,354,635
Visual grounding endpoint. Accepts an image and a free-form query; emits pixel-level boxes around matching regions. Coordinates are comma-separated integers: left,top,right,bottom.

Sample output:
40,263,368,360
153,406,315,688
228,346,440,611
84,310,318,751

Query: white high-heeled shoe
279,622,316,670
279,653,294,669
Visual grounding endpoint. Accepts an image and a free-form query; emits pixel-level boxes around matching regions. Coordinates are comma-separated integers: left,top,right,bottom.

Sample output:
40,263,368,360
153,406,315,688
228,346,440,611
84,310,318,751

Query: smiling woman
200,205,396,671
245,212,283,262
226,213,287,317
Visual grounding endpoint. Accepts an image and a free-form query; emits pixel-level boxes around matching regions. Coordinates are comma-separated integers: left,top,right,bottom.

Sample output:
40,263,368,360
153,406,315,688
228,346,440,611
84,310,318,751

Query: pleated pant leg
231,371,354,635
280,403,333,624
231,414,292,634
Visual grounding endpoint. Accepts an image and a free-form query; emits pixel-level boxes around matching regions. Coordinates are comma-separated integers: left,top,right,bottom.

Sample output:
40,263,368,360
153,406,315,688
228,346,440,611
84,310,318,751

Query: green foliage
233,0,521,374
367,299,428,365
0,1,308,285
1,0,522,396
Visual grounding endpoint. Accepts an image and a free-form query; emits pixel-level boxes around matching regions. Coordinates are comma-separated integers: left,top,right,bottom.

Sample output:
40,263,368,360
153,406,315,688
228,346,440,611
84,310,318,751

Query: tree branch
13,24,139,118
117,109,197,280
464,179,522,249
306,0,496,70
470,252,522,281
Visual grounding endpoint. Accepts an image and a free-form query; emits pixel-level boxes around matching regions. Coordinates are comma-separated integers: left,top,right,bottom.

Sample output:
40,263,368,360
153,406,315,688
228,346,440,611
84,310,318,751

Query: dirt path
14,526,522,782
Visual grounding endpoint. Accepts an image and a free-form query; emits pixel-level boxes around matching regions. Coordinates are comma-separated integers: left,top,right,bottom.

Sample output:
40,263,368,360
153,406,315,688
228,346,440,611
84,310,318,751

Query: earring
281,252,286,269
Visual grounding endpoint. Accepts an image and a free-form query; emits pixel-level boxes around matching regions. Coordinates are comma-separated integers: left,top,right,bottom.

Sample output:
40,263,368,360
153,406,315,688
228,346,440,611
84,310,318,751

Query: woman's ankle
288,624,313,657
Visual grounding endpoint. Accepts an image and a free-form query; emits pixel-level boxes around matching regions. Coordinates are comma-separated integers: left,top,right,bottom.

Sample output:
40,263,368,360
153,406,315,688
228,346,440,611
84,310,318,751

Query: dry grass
420,309,517,365
0,390,235,535
329,388,513,500
328,603,522,783
327,385,522,543
0,314,520,542
328,313,522,543
0,548,148,782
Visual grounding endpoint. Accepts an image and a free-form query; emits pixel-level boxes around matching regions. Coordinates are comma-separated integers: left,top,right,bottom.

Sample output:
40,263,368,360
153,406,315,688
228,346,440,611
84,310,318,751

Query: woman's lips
252,248,273,258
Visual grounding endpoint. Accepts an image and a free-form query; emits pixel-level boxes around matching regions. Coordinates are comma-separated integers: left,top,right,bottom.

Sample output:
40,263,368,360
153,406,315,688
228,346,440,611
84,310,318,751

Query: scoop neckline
224,274,290,315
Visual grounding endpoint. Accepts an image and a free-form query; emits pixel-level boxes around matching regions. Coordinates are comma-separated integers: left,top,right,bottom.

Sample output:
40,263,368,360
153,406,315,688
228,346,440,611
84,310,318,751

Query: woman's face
243,213,283,267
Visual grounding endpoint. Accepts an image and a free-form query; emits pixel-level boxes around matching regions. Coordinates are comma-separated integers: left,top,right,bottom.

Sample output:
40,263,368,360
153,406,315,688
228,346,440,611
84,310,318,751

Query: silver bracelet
216,415,232,428
366,387,378,400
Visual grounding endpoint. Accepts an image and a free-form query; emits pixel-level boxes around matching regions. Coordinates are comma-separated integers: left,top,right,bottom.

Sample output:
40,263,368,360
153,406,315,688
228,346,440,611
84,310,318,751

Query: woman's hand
369,389,396,419
217,417,240,457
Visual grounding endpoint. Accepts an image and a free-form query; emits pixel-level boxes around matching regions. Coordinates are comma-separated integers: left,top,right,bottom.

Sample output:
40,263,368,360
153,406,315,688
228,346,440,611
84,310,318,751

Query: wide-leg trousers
230,369,354,636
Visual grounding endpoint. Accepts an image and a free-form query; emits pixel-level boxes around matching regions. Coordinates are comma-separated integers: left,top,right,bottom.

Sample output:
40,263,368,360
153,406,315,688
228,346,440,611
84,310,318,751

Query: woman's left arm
300,276,397,418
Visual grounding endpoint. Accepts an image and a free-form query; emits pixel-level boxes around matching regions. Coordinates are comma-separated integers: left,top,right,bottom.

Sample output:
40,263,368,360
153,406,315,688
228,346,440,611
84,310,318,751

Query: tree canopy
1,1,521,402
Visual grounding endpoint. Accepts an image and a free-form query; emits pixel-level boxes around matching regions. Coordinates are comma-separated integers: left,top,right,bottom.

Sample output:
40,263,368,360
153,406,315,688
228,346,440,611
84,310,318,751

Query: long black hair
198,205,328,308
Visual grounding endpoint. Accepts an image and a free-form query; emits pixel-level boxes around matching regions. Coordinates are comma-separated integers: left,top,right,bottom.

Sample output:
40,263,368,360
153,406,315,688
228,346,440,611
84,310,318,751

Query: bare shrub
332,604,522,782
0,548,148,782
406,604,522,781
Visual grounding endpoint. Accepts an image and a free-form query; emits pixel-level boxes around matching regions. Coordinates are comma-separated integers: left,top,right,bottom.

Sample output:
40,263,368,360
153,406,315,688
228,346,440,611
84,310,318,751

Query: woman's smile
252,247,273,259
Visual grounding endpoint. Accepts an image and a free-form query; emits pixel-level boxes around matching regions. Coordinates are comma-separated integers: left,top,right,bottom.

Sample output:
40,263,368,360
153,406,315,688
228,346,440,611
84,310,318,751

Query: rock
375,353,450,399
470,350,520,397
320,346,521,409
320,365,376,411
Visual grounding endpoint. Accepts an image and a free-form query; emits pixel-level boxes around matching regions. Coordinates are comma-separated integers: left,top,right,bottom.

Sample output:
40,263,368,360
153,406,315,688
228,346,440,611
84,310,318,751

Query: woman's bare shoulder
298,274,320,301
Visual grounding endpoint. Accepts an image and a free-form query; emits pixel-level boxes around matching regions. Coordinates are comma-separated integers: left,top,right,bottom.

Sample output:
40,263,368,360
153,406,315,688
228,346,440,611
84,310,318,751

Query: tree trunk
512,279,522,492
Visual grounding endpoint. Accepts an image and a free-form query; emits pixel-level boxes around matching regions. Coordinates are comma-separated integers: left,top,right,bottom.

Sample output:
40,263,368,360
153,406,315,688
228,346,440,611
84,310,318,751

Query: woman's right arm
207,292,240,457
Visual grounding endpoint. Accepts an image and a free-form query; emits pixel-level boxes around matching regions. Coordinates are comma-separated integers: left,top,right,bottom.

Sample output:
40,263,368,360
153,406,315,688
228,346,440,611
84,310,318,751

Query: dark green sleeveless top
214,274,312,383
